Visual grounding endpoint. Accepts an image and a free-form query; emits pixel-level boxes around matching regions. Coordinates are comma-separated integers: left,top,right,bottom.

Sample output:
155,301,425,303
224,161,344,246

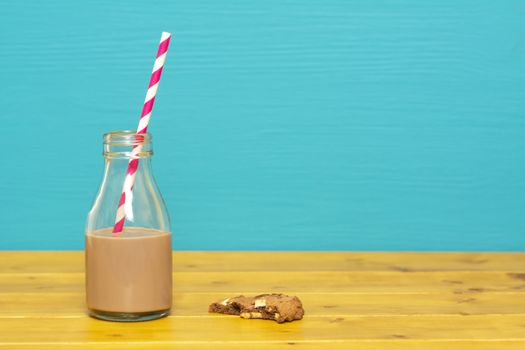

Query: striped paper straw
112,32,171,234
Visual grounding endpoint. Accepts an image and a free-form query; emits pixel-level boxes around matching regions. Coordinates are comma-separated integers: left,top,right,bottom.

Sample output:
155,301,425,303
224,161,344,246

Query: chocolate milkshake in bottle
85,130,172,321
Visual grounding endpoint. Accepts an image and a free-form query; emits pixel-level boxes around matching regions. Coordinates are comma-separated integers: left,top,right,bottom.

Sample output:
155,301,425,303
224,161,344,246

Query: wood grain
2,252,524,273
1,342,525,350
1,271,524,293
1,292,524,317
1,251,524,348
1,315,525,342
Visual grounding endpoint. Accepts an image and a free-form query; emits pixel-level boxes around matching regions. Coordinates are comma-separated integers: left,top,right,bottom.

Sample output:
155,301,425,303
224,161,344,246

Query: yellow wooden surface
0,252,524,349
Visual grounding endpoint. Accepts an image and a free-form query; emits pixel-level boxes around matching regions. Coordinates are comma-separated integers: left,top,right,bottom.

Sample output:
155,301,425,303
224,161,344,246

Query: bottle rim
104,130,152,146
103,130,153,159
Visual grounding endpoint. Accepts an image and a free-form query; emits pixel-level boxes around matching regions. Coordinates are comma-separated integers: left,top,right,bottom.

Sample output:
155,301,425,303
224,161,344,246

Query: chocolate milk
85,227,172,313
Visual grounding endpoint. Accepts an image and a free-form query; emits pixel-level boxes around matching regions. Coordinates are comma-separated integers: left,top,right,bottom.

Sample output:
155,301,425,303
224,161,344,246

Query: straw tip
161,32,171,40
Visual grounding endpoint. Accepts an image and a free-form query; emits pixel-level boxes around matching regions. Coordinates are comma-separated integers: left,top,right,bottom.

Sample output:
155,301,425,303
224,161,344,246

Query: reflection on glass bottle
85,130,172,322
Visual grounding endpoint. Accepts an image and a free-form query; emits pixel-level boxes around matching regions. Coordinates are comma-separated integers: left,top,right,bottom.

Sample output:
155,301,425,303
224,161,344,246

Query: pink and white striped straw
112,31,171,234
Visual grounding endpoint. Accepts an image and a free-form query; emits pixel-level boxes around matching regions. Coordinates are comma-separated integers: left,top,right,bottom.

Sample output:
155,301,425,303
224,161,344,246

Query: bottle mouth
104,130,152,146
103,130,152,159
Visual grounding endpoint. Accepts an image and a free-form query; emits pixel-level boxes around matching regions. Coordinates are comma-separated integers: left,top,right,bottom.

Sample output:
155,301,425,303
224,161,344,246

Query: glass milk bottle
85,130,172,322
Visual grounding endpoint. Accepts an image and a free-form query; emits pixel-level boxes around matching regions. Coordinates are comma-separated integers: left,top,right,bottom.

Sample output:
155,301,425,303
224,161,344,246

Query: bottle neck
103,130,153,160
101,155,154,196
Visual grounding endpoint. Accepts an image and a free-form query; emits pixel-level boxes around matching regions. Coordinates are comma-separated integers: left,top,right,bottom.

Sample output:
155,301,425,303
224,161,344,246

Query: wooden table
0,252,524,349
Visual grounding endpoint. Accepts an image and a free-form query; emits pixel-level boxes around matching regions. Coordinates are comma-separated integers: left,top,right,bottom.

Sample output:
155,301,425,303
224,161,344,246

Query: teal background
0,0,524,250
